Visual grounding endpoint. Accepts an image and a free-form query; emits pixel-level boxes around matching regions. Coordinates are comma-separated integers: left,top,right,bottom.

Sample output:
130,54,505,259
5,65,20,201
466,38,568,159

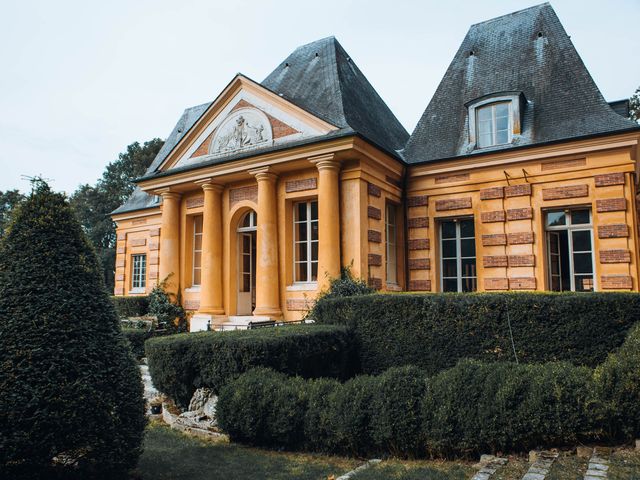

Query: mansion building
112,3,640,328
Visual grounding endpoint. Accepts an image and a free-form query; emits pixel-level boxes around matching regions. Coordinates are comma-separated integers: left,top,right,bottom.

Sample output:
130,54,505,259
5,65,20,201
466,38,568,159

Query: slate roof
114,37,408,215
402,3,639,164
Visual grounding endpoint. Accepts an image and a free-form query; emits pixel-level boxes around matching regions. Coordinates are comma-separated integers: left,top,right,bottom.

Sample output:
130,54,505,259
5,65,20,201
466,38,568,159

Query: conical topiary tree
0,181,146,479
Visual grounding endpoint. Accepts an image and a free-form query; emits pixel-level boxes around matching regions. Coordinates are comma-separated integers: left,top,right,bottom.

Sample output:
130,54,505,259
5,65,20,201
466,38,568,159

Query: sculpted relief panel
210,108,273,155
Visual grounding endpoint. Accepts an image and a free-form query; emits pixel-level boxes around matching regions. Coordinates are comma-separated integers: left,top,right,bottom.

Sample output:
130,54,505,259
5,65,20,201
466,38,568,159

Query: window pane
193,252,202,269
575,275,594,292
461,238,475,257
442,259,457,277
296,242,307,262
546,211,566,227
443,278,458,292
193,269,201,286
460,219,474,238
310,201,318,220
461,258,476,278
496,115,509,131
242,235,250,251
386,205,396,224
572,230,592,252
295,263,307,282
297,223,307,241
478,133,492,148
495,103,509,117
571,209,590,225
242,254,250,273
311,262,318,282
462,277,477,293
495,129,509,144
297,203,307,222
311,241,318,262
311,222,319,241
194,216,203,233
442,239,456,258
477,107,492,121
441,221,456,239
573,252,593,274
242,273,250,292
194,234,202,251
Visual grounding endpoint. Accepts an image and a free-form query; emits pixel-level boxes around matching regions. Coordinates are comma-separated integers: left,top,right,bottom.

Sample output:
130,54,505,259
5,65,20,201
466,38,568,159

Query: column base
252,307,283,318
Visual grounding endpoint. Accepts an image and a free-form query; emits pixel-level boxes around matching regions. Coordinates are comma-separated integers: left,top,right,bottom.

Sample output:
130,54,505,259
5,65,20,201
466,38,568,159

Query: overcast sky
1,0,638,194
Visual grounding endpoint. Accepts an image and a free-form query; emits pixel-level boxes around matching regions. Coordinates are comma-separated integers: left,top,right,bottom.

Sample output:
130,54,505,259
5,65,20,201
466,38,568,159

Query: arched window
238,210,257,232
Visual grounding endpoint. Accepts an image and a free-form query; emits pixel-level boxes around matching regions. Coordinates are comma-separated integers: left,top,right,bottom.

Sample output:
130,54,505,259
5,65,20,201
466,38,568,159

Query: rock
529,450,539,463
577,446,593,458
188,387,215,413
203,395,218,420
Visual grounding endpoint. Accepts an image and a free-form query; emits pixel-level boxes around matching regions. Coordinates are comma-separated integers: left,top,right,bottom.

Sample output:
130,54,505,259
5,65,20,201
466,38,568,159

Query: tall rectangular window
546,208,594,292
477,102,511,148
386,204,398,284
131,254,146,290
192,215,203,286
294,200,318,282
440,218,476,292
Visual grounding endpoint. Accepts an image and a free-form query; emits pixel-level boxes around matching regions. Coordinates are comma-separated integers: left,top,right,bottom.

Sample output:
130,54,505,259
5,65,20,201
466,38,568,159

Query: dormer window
477,102,511,148
467,92,524,150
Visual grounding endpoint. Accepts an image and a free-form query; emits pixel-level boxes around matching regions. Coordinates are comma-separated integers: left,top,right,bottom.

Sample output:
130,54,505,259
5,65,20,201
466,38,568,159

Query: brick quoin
368,253,382,266
480,187,504,200
508,232,534,244
407,195,428,207
594,172,625,187
481,210,506,223
149,227,160,237
408,217,429,228
230,185,258,207
483,255,508,268
367,206,381,220
368,277,382,290
598,224,628,238
596,198,626,213
509,277,536,290
484,278,508,290
601,275,633,289
542,184,589,200
148,241,159,251
506,207,533,221
505,183,532,197
409,279,431,291
286,299,314,311
599,249,631,263
186,197,204,209
408,239,430,250
482,234,507,246
435,197,472,211
508,255,535,267
408,258,430,270
368,230,382,243
367,183,382,197
130,238,146,247
285,178,317,193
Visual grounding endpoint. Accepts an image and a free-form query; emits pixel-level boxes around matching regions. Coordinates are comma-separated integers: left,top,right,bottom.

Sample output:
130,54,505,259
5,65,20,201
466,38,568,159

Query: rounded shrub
594,323,640,440
0,181,146,479
370,366,428,458
146,324,356,408
217,368,307,448
303,378,341,452
111,295,149,318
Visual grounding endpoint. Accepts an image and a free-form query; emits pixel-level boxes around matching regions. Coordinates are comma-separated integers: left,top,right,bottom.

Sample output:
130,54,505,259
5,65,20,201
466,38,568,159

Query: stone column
311,154,341,291
158,191,182,298
249,167,282,318
198,182,224,315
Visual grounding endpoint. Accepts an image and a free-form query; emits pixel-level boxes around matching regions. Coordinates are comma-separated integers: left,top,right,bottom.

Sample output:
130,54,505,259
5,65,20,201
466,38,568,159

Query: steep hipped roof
114,37,408,215
262,36,409,153
402,3,639,164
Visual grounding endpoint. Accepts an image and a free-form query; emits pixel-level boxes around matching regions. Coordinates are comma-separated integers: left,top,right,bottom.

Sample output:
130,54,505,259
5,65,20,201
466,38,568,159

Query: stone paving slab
584,447,610,480
471,456,508,480
522,451,558,480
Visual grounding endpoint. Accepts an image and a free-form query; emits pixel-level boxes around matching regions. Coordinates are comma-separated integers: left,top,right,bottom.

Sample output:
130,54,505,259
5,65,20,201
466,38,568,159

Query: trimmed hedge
217,325,640,458
111,295,149,318
145,324,357,408
122,328,154,361
314,292,640,374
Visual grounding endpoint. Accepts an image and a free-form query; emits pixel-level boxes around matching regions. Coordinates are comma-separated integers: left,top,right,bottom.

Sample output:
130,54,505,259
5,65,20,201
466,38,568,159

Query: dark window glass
441,221,456,239
461,239,476,257
571,209,590,225
572,230,591,252
546,211,566,227
442,239,456,258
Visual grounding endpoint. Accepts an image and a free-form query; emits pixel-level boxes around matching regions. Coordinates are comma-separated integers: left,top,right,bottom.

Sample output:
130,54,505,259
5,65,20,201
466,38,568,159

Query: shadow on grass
134,423,359,480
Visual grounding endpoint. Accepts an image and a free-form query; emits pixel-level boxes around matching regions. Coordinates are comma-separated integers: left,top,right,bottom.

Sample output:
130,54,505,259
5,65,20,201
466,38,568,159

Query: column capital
196,180,224,193
248,166,278,183
155,189,182,201
309,154,340,172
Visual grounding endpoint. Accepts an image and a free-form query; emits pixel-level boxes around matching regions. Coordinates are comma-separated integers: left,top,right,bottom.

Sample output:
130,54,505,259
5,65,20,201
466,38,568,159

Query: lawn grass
492,456,529,480
546,452,588,480
134,422,359,480
355,459,474,480
609,448,640,480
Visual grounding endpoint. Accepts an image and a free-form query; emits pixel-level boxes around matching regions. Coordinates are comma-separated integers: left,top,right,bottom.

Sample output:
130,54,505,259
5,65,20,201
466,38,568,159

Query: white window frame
293,200,318,284
192,215,203,287
131,254,146,292
439,217,477,293
385,203,398,284
545,208,596,292
475,102,512,148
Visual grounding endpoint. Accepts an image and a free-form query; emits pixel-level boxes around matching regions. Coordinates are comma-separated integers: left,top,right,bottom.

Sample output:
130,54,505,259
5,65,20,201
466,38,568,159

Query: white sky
0,0,638,194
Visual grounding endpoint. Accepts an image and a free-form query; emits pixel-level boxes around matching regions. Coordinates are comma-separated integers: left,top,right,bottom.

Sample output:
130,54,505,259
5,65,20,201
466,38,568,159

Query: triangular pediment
160,75,338,171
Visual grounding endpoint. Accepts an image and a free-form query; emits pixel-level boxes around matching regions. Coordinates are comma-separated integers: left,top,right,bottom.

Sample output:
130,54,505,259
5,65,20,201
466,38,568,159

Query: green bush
303,378,341,452
594,323,640,440
307,265,373,320
148,280,187,333
314,292,640,374
111,295,149,318
145,324,357,408
122,327,154,361
217,368,307,448
0,181,145,479
422,360,593,457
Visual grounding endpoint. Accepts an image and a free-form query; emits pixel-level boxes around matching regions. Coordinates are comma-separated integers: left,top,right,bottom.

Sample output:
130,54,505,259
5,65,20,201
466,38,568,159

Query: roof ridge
469,2,549,28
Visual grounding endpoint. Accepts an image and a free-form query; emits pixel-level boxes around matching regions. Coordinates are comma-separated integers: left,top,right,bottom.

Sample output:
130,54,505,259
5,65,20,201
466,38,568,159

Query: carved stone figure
212,110,271,154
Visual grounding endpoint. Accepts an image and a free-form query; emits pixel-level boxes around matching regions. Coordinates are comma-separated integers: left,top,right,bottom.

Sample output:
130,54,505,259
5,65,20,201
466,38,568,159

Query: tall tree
630,85,640,123
0,189,25,238
0,180,145,479
71,139,163,291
